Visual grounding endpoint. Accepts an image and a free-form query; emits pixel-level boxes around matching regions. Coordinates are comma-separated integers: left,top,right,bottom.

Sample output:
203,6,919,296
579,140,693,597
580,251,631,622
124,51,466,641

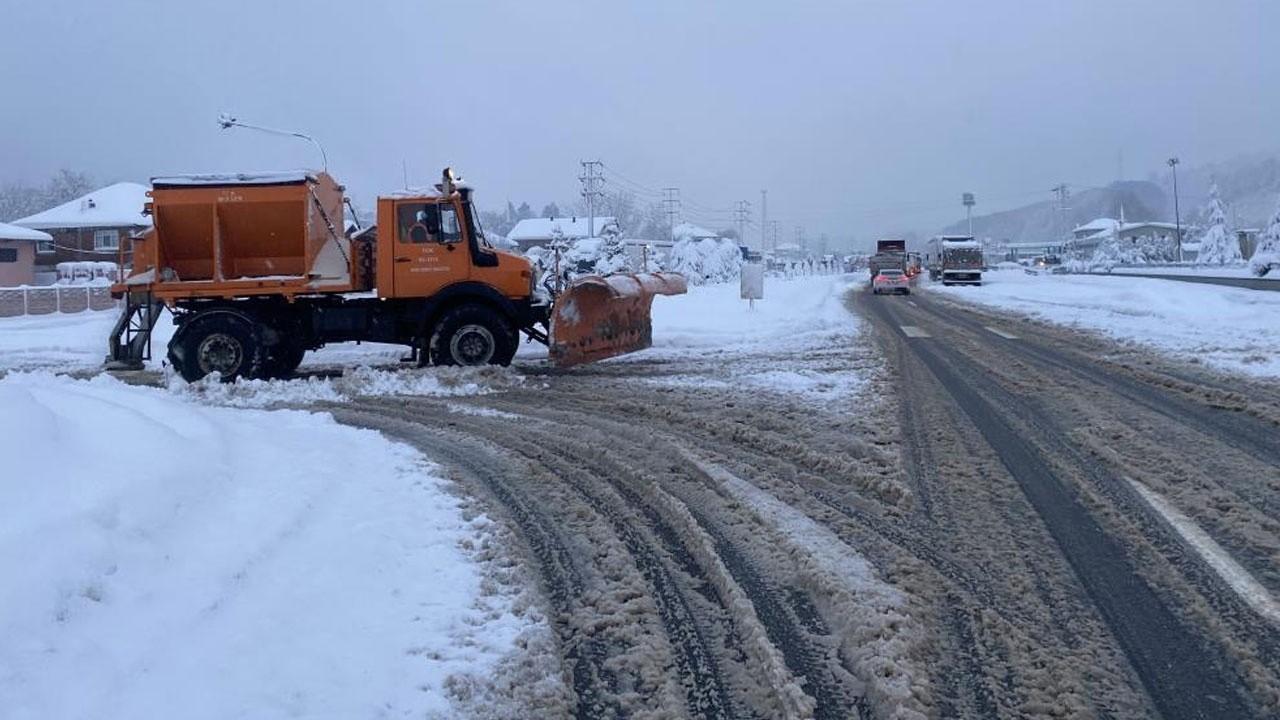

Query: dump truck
925,235,984,285
867,238,908,279
107,169,686,381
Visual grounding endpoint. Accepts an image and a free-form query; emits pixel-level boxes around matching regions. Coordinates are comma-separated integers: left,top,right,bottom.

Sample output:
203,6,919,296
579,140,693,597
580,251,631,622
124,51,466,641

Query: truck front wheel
170,312,264,382
429,306,516,367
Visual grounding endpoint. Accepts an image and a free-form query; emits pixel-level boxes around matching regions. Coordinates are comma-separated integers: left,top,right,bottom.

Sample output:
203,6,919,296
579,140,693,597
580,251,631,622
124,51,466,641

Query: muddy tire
429,305,516,367
169,312,264,383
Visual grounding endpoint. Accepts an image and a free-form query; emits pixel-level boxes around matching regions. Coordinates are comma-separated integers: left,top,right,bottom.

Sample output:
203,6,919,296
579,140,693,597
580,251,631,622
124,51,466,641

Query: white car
873,269,910,295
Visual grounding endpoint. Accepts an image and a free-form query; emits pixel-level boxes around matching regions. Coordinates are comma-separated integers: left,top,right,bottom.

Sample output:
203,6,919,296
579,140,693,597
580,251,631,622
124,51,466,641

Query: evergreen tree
593,223,629,274
1195,181,1243,265
1250,194,1280,277
541,202,562,218
516,202,534,222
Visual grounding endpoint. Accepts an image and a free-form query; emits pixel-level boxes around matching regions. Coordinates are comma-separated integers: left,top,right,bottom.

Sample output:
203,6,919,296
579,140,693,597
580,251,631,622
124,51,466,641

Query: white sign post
740,262,764,309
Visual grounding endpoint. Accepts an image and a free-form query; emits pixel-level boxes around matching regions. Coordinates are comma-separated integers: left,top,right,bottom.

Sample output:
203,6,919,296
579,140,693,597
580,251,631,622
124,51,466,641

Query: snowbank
0,372,542,718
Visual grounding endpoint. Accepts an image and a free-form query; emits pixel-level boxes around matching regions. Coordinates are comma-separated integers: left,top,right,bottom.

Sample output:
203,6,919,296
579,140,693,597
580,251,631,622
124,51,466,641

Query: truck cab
376,187,535,304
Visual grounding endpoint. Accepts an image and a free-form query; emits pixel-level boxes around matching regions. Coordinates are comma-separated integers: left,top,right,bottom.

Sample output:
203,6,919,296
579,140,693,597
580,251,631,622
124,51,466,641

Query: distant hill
939,151,1280,243
939,181,1166,244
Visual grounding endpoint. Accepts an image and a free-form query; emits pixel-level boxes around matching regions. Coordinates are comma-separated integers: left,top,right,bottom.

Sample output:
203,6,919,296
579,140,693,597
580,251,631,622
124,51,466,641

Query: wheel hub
197,333,243,376
451,324,495,365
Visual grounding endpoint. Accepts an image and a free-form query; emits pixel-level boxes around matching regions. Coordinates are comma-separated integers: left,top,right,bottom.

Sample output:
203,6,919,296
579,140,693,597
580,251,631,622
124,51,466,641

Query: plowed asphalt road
332,282,1280,719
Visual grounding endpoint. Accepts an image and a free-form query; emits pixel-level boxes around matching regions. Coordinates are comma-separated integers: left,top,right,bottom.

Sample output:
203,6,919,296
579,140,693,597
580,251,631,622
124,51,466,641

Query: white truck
925,235,983,286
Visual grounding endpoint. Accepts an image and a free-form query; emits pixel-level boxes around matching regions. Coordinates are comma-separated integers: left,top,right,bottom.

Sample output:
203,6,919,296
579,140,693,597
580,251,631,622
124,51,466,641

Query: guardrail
0,285,118,317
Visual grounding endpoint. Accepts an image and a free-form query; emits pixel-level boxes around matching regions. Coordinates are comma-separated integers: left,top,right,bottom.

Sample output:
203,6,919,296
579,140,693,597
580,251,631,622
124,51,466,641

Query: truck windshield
465,202,491,248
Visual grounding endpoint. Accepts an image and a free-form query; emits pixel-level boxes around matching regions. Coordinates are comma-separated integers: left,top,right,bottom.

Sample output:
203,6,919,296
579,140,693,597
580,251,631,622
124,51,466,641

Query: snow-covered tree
591,224,629,275
541,202,562,218
1089,232,1121,271
667,237,743,285
1251,194,1280,277
1195,181,1244,265
0,169,95,222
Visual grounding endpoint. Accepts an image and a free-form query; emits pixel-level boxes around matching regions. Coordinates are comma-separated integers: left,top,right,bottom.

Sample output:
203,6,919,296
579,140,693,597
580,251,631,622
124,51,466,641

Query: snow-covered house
0,222,51,287
507,216,618,252
12,182,151,282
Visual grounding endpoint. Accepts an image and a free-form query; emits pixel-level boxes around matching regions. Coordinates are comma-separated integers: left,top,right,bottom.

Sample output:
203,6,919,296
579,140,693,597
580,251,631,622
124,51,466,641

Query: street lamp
217,112,329,172
1168,157,1182,263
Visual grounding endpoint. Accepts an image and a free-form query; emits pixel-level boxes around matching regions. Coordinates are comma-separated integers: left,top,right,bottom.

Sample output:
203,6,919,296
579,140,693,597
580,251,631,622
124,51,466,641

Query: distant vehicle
925,235,983,285
872,268,910,295
868,238,908,279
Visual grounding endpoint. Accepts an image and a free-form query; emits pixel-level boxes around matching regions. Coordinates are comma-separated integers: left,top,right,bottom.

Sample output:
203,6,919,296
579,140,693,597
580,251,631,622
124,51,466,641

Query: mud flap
548,272,687,367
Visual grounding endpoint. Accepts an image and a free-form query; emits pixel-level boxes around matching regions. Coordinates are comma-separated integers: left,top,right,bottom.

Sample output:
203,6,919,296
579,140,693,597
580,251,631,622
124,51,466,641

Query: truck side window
398,203,441,244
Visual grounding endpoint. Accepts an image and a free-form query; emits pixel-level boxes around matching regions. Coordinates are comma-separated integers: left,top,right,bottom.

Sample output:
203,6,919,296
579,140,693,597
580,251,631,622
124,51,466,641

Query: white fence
0,284,118,317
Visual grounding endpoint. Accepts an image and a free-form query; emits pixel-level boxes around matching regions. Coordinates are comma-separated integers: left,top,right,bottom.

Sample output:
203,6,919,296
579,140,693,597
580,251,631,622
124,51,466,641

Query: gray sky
2,0,1276,249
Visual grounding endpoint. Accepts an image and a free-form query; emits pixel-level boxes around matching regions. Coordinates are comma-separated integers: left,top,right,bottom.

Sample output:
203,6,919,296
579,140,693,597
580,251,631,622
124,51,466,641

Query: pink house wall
0,240,35,287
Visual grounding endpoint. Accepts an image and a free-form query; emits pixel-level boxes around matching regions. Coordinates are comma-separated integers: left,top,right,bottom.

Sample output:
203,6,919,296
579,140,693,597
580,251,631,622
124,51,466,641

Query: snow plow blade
548,272,688,367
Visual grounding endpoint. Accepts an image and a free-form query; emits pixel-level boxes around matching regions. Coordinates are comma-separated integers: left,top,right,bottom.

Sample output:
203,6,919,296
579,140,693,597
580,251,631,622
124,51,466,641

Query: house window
94,230,119,252
36,239,54,254
0,248,17,263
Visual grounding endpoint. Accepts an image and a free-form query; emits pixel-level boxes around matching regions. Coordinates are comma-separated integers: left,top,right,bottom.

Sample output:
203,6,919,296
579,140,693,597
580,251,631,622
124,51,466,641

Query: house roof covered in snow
12,182,152,230
508,216,617,241
0,221,52,242
1072,217,1119,234
672,222,720,240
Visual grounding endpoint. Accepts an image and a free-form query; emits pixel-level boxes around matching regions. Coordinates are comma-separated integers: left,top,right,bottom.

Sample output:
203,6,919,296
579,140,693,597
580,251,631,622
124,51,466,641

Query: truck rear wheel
169,312,264,382
429,305,516,367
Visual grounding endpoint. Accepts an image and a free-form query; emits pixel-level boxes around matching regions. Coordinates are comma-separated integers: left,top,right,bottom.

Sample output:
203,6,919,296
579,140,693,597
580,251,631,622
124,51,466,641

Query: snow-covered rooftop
508,216,617,241
12,182,152,230
1073,218,1119,233
0,222,52,242
1119,221,1180,232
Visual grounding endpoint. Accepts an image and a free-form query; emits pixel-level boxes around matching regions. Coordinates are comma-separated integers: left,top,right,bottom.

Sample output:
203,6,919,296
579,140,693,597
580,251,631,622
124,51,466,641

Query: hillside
939,181,1166,244
939,151,1280,243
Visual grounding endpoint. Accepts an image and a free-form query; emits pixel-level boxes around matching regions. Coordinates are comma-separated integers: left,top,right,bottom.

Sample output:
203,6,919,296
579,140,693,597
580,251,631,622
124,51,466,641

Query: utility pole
760,190,767,251
662,188,681,239
795,226,805,251
734,200,752,247
1168,157,1182,263
1052,183,1071,259
579,160,605,238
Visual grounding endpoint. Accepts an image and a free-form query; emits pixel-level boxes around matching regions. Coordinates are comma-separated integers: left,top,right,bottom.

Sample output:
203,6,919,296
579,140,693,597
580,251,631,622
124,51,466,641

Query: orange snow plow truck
108,169,686,381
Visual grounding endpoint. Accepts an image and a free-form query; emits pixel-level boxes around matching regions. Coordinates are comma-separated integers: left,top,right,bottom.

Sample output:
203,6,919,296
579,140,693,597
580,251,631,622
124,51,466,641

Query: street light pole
217,112,329,172
1168,157,1182,263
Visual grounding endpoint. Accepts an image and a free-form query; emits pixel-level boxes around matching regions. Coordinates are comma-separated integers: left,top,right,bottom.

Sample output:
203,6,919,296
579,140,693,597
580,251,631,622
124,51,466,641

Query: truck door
389,199,471,298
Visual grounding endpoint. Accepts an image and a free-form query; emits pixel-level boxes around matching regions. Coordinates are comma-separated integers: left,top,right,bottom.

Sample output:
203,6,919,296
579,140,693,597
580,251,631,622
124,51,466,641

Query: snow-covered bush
1195,181,1244,266
667,237,743,285
1251,195,1280,277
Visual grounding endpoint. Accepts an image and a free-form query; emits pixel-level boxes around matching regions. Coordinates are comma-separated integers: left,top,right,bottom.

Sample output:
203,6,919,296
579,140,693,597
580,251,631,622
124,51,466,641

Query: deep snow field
1,269,1276,718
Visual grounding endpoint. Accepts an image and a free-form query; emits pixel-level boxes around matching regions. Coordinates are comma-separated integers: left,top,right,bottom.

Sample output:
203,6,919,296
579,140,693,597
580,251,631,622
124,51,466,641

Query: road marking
900,325,931,338
985,326,1019,340
907,300,918,308
1128,479,1280,625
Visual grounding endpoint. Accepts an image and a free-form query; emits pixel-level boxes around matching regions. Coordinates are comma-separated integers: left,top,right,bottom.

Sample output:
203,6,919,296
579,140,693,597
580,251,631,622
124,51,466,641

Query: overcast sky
2,0,1276,249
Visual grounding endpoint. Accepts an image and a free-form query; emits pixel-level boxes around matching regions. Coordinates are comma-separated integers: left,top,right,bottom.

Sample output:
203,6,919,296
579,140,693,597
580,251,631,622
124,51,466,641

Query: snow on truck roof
938,237,981,248
150,171,317,187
